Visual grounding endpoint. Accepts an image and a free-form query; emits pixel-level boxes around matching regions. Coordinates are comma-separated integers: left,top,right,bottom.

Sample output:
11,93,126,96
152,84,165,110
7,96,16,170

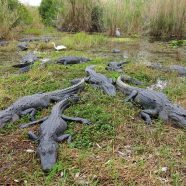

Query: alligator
0,40,8,46
57,56,91,65
12,52,38,72
18,36,52,43
106,62,128,72
119,74,143,85
148,63,186,76
112,49,121,53
0,79,85,128
17,42,28,51
85,65,116,96
20,96,91,172
116,75,186,128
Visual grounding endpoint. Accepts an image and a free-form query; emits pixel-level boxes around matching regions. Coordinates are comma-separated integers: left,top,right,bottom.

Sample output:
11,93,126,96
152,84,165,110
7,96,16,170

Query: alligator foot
140,111,152,125
20,116,48,128
57,134,72,143
61,115,92,125
124,90,138,102
21,108,36,121
28,131,38,141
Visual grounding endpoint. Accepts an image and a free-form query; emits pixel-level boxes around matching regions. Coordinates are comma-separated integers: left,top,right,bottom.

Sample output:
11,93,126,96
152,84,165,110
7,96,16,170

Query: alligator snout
37,141,58,172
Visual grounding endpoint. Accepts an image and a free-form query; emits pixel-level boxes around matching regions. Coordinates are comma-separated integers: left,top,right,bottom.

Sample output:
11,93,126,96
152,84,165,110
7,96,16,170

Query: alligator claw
82,119,92,125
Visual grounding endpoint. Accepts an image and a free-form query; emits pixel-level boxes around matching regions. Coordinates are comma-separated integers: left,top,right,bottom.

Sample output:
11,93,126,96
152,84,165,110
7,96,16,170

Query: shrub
0,0,32,39
39,0,62,26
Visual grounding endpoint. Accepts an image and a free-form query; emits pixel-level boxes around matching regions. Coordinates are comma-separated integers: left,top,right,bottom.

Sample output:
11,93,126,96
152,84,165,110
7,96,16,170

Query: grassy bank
0,31,186,185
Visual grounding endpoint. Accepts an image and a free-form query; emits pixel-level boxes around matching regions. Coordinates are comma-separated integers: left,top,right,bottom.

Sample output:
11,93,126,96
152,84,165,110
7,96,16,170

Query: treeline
1,0,185,40
39,0,186,39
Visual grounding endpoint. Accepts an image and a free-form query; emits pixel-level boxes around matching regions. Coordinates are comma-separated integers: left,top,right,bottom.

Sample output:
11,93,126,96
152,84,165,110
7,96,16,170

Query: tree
39,0,62,26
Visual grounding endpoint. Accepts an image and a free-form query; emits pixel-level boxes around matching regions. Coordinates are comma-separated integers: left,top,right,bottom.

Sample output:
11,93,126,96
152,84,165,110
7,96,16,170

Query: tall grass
102,0,186,38
102,0,145,36
56,0,186,38
0,0,33,40
147,0,186,38
0,0,19,39
56,0,101,32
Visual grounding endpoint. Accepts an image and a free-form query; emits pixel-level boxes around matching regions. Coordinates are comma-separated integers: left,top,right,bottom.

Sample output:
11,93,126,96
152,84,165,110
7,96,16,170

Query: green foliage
0,0,32,39
39,0,62,26
170,40,185,48
91,5,104,32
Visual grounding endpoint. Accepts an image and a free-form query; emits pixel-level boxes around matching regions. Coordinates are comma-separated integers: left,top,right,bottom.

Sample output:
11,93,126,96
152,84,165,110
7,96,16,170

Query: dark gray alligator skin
20,96,91,172
57,56,91,65
85,65,116,96
106,62,128,72
0,79,85,128
116,75,186,128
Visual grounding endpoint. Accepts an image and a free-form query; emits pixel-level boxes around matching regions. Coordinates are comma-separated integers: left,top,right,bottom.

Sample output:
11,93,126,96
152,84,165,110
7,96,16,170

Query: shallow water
0,37,186,69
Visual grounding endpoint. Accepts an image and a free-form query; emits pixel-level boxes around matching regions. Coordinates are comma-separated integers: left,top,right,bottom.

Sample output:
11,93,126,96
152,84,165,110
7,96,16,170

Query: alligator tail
116,75,136,95
52,96,79,116
50,78,85,98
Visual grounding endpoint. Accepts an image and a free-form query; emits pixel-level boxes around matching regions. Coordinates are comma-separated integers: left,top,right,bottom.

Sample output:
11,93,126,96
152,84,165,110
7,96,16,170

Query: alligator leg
50,96,64,102
21,108,36,121
61,115,92,125
125,90,138,102
56,134,72,143
140,109,158,125
20,116,48,128
140,112,152,125
28,131,38,141
159,110,168,122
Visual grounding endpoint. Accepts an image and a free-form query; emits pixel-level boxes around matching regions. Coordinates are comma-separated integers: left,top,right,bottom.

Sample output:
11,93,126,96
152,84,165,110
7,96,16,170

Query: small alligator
85,65,116,96
0,79,85,128
0,40,8,46
18,36,52,43
17,42,28,51
57,56,91,65
116,75,186,128
148,63,186,76
112,49,121,53
106,62,128,72
20,96,91,172
12,52,38,72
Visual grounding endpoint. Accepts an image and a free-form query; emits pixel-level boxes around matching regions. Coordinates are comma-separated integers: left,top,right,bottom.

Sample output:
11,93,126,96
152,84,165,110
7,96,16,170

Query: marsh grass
0,32,186,185
0,0,19,39
102,0,186,38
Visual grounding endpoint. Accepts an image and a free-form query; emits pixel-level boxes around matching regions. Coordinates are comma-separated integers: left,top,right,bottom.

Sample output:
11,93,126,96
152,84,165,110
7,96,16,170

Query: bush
39,0,62,26
90,5,104,32
0,0,32,39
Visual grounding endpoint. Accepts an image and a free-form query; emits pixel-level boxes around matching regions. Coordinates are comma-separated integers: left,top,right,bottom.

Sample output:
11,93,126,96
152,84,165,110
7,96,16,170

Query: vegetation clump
0,0,32,39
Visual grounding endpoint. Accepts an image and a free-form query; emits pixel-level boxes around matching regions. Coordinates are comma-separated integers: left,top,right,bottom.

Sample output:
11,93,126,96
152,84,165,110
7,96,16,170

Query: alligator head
37,140,58,172
0,110,14,128
168,104,186,128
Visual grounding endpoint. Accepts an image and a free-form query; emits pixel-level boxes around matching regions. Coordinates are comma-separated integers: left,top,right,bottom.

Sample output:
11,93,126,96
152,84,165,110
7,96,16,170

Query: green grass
0,31,186,185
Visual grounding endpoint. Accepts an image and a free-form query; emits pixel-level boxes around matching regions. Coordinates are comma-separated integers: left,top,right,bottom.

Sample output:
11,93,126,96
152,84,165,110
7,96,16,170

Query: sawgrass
0,32,185,185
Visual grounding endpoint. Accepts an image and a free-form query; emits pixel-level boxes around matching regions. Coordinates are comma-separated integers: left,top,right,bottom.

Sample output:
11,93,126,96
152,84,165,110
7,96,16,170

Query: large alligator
148,63,186,76
106,62,128,72
116,75,186,128
0,79,85,128
20,96,91,172
85,65,116,96
57,56,91,65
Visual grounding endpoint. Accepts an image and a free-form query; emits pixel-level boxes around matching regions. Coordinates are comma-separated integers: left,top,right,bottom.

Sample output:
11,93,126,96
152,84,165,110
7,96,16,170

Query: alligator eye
49,150,53,154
